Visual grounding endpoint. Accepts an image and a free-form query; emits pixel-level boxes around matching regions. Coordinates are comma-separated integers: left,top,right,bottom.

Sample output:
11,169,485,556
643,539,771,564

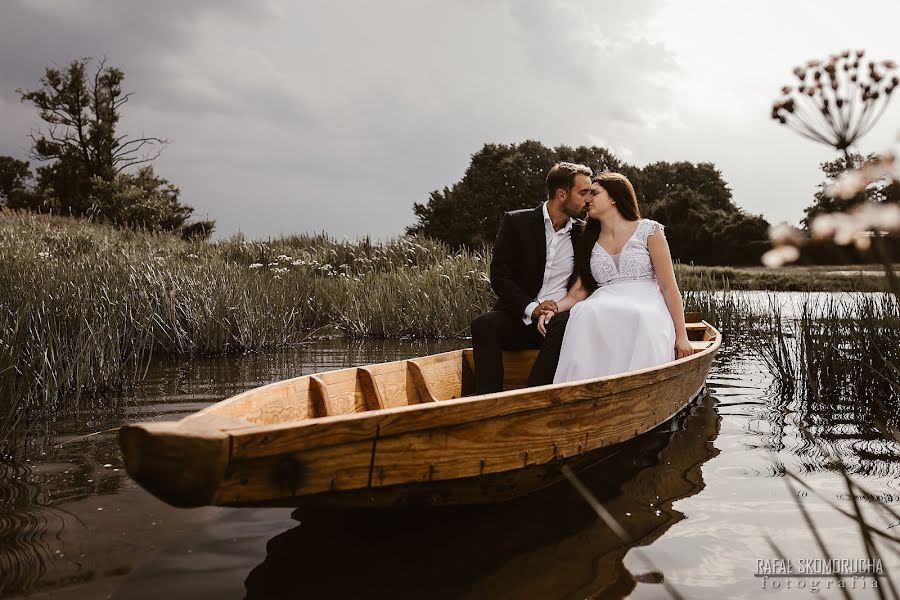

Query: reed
752,294,900,433
0,213,497,444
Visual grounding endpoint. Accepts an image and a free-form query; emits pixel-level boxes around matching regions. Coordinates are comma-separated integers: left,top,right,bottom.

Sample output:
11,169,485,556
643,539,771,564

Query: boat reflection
245,393,721,599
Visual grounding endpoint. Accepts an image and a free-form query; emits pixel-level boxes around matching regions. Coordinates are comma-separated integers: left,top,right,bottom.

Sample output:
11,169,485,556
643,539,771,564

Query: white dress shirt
523,202,575,324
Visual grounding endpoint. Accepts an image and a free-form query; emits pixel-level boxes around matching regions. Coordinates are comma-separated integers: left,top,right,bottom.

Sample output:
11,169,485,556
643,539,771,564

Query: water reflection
244,395,721,600
0,461,62,595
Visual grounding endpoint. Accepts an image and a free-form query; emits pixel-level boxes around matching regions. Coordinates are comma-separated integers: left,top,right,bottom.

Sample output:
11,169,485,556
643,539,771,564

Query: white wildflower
272,267,288,273
761,245,800,268
187,253,199,259
826,152,898,200
37,250,52,260
873,203,900,230
249,263,263,269
768,223,803,245
810,214,837,240
826,170,866,200
832,213,861,245
268,262,279,267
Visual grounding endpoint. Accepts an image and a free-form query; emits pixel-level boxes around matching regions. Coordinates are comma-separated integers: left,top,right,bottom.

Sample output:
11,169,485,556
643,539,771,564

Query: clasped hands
532,300,558,336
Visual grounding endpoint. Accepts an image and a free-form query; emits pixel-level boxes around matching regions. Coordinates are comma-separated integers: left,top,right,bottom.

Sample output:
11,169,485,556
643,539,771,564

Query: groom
470,162,592,394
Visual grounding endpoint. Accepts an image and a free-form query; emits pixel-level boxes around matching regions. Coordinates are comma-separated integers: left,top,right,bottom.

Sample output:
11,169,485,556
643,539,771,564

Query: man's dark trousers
470,309,570,394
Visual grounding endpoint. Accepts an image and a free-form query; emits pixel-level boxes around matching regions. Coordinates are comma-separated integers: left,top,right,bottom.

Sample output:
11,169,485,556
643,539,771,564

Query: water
2,305,900,599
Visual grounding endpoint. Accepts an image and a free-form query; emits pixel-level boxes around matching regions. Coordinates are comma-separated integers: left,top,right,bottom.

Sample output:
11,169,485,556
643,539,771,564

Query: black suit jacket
490,204,583,319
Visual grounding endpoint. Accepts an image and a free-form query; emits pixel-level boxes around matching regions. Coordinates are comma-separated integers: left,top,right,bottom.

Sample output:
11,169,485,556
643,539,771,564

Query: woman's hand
675,335,693,360
537,310,556,336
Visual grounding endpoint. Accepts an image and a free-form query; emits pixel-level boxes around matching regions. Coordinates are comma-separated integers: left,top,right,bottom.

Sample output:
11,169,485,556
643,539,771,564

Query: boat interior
197,321,718,427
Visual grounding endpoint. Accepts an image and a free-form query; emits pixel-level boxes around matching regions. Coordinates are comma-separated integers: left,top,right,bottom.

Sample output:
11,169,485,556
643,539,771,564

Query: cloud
4,0,895,238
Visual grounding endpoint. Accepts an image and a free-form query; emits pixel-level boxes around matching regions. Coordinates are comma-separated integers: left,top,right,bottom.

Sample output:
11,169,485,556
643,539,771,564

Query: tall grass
0,212,496,445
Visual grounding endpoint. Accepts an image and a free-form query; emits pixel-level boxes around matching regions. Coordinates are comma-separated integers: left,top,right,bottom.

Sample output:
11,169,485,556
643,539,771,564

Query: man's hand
531,300,558,321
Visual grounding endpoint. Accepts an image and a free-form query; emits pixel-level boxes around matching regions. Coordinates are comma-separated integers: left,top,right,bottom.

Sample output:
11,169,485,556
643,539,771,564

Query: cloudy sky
2,1,899,239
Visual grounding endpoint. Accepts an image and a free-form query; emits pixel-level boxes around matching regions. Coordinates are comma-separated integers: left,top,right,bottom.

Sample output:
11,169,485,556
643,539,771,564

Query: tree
634,161,770,264
4,57,213,238
0,156,36,209
88,166,215,238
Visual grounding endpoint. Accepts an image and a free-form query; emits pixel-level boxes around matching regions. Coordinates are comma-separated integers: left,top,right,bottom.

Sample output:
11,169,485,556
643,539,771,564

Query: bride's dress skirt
553,280,675,383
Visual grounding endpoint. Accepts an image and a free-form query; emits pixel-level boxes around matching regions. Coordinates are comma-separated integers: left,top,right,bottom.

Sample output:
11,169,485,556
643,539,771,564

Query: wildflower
768,223,803,246
37,250,52,260
249,263,263,269
826,170,867,200
187,253,199,259
761,245,800,267
854,232,873,251
824,151,896,200
808,202,900,247
773,52,897,151
809,214,837,240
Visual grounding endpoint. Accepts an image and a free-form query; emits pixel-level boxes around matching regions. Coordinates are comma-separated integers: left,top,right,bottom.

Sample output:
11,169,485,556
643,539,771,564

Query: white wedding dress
553,219,675,383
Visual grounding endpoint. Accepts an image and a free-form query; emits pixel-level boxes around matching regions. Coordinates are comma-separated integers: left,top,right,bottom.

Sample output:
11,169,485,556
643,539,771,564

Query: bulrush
772,50,897,154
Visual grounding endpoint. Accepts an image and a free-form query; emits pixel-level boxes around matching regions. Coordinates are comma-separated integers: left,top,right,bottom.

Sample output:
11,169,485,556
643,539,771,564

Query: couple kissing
470,162,693,395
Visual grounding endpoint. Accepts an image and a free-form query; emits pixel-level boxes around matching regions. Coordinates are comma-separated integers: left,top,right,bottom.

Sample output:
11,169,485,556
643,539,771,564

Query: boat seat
690,340,714,354
408,352,465,402
685,323,707,341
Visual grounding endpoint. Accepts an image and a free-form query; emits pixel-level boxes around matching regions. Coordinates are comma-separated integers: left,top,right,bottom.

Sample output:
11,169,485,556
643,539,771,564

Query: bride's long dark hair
574,173,642,295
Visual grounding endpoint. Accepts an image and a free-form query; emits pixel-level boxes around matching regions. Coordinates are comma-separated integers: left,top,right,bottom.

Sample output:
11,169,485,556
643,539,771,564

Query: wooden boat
119,319,720,508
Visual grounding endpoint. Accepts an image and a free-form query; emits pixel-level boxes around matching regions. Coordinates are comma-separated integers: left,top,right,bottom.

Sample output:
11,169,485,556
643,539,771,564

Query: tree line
407,141,771,265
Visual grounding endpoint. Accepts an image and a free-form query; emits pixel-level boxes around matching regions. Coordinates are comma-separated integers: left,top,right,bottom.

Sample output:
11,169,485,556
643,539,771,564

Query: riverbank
676,263,895,292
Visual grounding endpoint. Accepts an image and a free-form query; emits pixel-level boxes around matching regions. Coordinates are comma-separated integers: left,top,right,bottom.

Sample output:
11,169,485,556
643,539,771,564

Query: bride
538,172,693,383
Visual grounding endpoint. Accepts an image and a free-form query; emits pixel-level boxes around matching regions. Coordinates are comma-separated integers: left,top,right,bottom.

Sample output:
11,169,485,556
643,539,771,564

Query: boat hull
120,324,719,508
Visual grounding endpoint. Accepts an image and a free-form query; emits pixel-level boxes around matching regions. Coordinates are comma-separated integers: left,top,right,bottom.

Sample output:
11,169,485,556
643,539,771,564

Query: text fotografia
756,559,884,592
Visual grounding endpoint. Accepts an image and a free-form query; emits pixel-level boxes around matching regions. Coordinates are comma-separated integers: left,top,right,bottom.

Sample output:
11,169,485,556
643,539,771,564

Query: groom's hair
546,162,592,200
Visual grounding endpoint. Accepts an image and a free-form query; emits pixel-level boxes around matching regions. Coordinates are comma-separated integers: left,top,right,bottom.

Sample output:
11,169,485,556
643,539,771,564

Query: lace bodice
589,219,663,287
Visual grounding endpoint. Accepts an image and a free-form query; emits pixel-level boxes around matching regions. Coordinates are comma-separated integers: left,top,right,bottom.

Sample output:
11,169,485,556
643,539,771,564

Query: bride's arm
554,277,588,313
537,278,588,335
647,224,693,359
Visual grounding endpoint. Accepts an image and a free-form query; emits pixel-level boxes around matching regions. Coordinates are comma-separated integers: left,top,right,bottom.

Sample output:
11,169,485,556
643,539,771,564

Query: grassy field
675,264,895,292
